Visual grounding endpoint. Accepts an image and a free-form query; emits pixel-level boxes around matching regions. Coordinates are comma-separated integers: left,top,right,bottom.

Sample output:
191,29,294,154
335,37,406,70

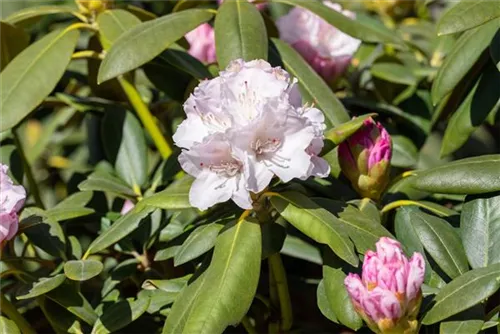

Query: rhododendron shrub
0,0,499,333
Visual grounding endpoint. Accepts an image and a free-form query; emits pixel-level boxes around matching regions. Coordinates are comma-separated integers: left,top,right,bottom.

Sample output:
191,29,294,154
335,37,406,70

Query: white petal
189,170,235,211
172,116,210,149
244,156,274,193
231,176,253,210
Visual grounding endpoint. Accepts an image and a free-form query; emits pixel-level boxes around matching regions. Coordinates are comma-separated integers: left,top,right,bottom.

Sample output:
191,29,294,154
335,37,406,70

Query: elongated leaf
46,207,95,222
85,206,154,256
179,218,262,333
441,62,500,156
22,211,66,259
324,113,377,145
64,260,104,281
371,63,417,86
5,6,82,25
431,19,499,105
316,280,337,323
323,266,362,330
97,9,141,49
215,0,268,68
174,223,224,266
0,28,79,132
137,177,193,210
92,297,150,334
0,316,20,334
0,22,29,71
52,191,93,210
102,110,148,190
281,235,322,265
45,283,98,325
461,193,500,269
440,320,484,334
98,9,213,83
270,192,358,266
78,171,136,197
411,155,500,194
17,274,66,300
391,135,418,168
272,38,349,127
491,30,500,71
422,263,500,324
405,207,468,279
437,1,500,35
270,0,404,45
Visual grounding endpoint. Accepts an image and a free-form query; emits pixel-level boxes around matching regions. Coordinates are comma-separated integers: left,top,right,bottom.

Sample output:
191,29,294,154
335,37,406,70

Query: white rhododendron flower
173,59,330,210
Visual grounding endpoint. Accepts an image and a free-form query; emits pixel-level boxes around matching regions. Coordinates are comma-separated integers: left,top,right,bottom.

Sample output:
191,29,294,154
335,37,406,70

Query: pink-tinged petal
363,288,402,322
0,212,18,242
120,200,135,215
376,237,405,264
344,273,366,306
185,23,216,64
406,252,425,301
0,164,26,214
307,156,331,178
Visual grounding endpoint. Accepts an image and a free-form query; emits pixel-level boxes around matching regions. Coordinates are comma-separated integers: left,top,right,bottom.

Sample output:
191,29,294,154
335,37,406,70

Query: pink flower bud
277,1,361,82
338,118,392,200
344,237,425,334
185,23,216,64
120,199,135,215
0,164,26,244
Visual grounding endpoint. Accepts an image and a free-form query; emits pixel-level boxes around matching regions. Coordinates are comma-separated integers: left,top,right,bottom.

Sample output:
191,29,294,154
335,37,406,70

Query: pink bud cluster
0,164,26,244
345,237,425,334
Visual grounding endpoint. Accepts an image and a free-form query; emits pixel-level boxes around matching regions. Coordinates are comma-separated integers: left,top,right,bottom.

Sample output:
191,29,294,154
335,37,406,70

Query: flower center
208,160,242,178
251,137,281,155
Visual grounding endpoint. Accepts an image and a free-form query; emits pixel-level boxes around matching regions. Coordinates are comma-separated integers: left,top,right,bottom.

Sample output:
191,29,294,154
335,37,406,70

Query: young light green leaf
17,274,66,300
461,193,500,269
270,192,358,266
272,38,349,128
431,19,499,105
102,110,148,190
404,208,468,279
98,9,213,83
174,223,224,266
0,28,79,132
422,263,500,324
214,0,268,68
437,1,500,35
175,218,262,333
411,155,500,194
64,260,104,281
0,316,21,334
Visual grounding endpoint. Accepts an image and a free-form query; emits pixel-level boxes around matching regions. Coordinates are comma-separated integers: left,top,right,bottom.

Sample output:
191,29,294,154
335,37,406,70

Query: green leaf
461,193,500,269
4,6,82,25
270,192,358,266
440,320,484,334
45,283,98,325
174,223,224,266
0,316,21,334
391,135,418,168
171,218,262,333
437,1,500,35
22,210,66,259
17,274,66,300
52,191,94,210
316,280,337,323
491,30,500,71
431,19,499,105
97,9,141,50
78,171,136,198
214,0,268,68
411,155,500,194
0,28,79,132
143,275,191,294
371,63,417,86
272,38,349,128
91,297,151,334
270,0,404,45
323,113,377,145
158,47,212,80
98,9,213,83
403,207,468,279
102,110,148,190
323,266,362,330
84,206,154,256
281,235,322,265
137,176,193,210
422,263,500,324
64,260,104,281
441,62,500,156
0,22,29,71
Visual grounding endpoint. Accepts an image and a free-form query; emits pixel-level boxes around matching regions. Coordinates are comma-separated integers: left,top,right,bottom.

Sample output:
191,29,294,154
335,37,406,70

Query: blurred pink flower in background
120,199,135,215
277,1,361,82
185,23,217,64
338,118,392,200
345,237,425,334
0,164,26,243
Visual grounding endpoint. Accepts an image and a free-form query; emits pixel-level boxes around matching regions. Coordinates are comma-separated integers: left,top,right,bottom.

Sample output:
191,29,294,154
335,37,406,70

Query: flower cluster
345,237,425,334
277,1,361,82
173,59,330,210
0,164,26,244
338,118,392,200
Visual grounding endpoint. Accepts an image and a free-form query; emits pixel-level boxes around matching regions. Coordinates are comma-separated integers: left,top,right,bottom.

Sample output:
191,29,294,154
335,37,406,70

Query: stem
241,316,258,334
381,199,449,217
268,253,293,331
118,76,173,159
0,293,37,334
12,128,44,209
72,50,103,60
